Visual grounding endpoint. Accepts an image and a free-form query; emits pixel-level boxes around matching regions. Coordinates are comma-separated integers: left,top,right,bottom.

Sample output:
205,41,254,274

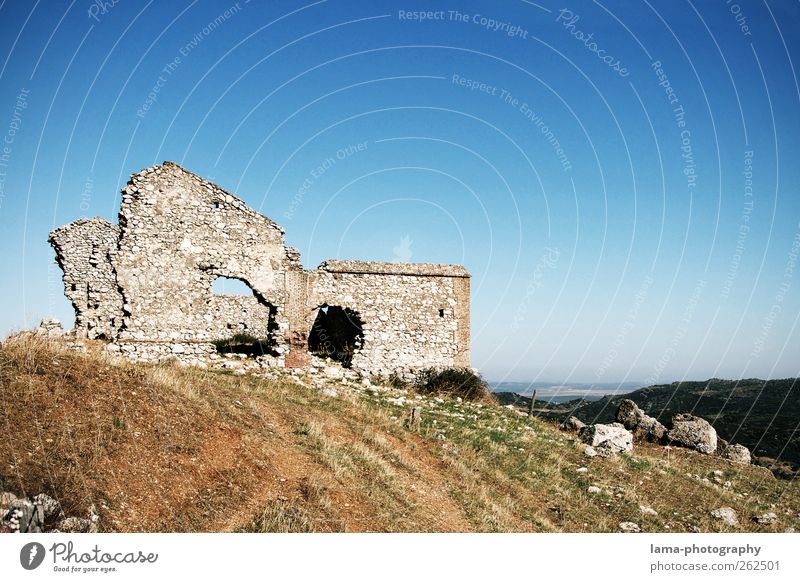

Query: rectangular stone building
49,162,470,377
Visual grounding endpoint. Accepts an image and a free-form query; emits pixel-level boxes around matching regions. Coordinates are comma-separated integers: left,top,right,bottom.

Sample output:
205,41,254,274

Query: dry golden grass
1,333,799,533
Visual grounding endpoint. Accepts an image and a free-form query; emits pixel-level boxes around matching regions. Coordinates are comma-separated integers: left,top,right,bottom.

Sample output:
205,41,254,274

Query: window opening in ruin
212,276,253,295
308,305,364,368
439,308,445,318
210,200,221,209
211,276,279,357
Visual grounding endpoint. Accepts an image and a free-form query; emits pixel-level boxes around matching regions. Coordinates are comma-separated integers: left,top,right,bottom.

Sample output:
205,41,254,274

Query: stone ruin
49,162,470,377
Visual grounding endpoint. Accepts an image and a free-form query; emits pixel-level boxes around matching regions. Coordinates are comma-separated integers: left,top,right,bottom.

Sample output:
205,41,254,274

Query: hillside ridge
1,334,798,533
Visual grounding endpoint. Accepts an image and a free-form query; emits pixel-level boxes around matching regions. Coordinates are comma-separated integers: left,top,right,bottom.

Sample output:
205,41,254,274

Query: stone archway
307,305,364,368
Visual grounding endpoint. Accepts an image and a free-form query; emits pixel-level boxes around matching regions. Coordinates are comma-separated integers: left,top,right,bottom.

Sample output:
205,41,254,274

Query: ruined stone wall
305,261,471,376
112,162,296,359
48,218,123,339
207,294,277,341
49,162,471,375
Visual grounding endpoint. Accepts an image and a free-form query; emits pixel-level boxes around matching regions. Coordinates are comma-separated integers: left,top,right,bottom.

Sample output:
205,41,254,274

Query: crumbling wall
48,218,123,339
111,162,296,361
49,162,471,375
305,261,471,376
207,294,278,342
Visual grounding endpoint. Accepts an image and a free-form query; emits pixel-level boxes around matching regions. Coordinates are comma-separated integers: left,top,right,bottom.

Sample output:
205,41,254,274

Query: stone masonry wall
50,162,471,376
305,261,470,377
112,162,296,358
207,294,277,342
48,218,123,339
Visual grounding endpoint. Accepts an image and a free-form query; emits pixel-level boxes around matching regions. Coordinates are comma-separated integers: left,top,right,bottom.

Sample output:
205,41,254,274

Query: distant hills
489,381,641,404
504,378,800,466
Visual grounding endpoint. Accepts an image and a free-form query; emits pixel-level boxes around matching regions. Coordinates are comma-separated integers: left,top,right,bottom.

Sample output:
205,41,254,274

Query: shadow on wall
213,332,279,357
308,305,364,368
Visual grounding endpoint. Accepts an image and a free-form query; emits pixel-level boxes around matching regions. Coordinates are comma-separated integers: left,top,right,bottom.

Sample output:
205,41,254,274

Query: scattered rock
616,399,667,443
718,442,752,465
710,507,738,526
619,521,640,533
561,416,586,432
667,414,717,454
584,445,598,458
753,512,777,525
6,499,37,533
587,486,601,494
639,505,658,517
33,493,63,523
2,492,88,533
0,491,17,507
579,423,633,456
576,467,589,474
36,318,64,337
321,387,338,398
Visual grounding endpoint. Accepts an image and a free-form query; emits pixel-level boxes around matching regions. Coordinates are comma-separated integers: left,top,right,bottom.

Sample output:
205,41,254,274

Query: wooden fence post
528,390,537,417
409,407,422,432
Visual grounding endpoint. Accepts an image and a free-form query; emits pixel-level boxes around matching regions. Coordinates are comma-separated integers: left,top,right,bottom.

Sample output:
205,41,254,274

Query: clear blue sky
1,0,798,384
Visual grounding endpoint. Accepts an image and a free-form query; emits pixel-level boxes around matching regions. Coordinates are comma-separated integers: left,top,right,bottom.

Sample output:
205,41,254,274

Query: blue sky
0,0,798,384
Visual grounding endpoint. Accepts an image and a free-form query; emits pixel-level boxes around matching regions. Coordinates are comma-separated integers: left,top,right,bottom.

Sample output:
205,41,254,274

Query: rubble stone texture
49,162,470,377
717,441,752,465
667,413,718,455
615,399,667,443
579,422,634,455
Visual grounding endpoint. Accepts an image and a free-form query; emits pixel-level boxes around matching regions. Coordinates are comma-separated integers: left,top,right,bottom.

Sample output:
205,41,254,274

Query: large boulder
561,416,586,432
717,440,752,465
615,399,667,443
615,399,644,428
667,413,717,454
579,423,633,455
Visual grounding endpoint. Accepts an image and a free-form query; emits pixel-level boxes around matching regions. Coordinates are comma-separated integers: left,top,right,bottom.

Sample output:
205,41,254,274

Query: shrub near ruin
414,367,490,402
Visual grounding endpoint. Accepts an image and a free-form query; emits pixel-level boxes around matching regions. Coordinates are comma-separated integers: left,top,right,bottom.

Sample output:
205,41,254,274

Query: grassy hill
547,379,800,466
1,334,798,533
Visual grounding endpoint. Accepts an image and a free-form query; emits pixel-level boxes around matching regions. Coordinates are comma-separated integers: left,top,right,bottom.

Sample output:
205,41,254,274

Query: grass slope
1,335,798,533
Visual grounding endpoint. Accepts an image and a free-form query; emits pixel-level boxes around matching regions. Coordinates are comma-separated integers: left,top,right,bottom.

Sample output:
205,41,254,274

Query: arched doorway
308,305,364,368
